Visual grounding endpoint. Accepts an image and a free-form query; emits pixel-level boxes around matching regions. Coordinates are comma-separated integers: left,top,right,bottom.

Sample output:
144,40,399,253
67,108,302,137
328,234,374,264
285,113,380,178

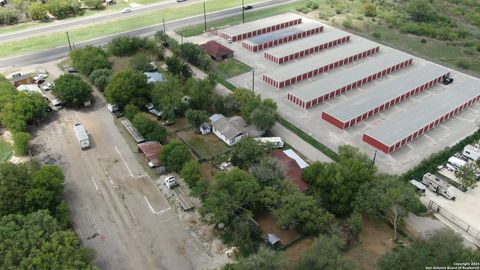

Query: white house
209,114,263,146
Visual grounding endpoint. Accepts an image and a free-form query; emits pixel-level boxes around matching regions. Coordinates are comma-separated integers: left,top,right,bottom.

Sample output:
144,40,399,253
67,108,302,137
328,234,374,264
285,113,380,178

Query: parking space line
114,146,133,177
91,176,99,191
100,161,115,186
144,196,171,215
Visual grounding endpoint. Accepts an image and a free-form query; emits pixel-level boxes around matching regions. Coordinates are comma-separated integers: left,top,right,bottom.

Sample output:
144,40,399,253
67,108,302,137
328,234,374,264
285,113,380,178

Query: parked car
176,0,187,2
121,8,132,13
164,175,178,189
36,79,45,85
67,67,78,73
42,83,54,91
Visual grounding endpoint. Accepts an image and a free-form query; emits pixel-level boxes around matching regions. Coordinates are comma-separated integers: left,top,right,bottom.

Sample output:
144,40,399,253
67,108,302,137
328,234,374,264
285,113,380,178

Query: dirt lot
27,60,228,270
256,212,300,244
346,216,396,270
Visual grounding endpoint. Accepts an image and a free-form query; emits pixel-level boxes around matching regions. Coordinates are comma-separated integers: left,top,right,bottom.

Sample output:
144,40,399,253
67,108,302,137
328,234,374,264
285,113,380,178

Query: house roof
213,115,247,141
137,141,162,167
283,149,309,169
266,233,281,245
272,150,309,192
9,73,33,83
209,113,224,123
200,40,233,58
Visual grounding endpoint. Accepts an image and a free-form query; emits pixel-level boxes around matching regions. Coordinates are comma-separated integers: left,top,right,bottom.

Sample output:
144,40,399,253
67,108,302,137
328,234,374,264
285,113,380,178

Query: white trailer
254,137,284,148
463,144,480,161
73,124,90,150
422,173,456,200
447,156,467,172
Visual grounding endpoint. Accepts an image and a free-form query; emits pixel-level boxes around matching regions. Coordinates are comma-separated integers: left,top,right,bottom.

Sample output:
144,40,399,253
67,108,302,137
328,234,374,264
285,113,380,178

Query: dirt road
30,97,217,269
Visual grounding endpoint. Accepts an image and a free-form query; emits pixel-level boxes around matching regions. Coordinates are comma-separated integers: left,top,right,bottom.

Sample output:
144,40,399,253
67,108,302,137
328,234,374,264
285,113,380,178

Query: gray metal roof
325,64,450,122
364,79,480,147
218,13,301,37
264,39,379,81
264,30,350,58
243,22,322,46
289,51,412,102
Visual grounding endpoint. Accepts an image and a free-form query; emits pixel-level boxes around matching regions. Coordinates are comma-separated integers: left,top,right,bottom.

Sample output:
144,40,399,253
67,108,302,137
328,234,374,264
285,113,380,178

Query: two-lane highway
0,0,298,71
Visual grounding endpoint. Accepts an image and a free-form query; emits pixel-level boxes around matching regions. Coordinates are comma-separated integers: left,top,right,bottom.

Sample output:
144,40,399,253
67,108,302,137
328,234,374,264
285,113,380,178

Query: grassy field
176,2,303,37
0,0,265,58
213,58,252,79
177,128,228,160
0,138,13,162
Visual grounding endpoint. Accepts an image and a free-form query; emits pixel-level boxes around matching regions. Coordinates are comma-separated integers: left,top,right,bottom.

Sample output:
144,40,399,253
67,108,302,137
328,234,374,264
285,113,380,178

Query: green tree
159,141,191,172
29,2,48,21
363,3,377,17
200,168,261,225
355,175,422,241
129,53,152,72
302,145,375,216
248,156,285,186
124,103,140,121
52,74,93,107
89,68,112,91
105,70,151,108
0,211,97,269
0,163,31,216
273,187,334,234
233,88,261,121
180,160,202,189
250,99,278,131
46,0,82,19
406,0,438,23
70,45,111,75
177,42,212,70
186,110,209,129
0,8,17,25
187,78,215,111
231,137,272,169
12,132,31,156
1,92,49,132
229,211,260,255
25,165,64,214
226,247,290,270
298,235,356,270
379,229,480,270
108,36,145,56
165,56,192,79
456,163,478,189
83,0,104,9
131,113,167,143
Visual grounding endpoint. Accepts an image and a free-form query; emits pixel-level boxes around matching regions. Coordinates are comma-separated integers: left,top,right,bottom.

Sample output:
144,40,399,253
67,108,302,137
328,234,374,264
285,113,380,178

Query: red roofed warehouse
200,41,234,61
271,149,309,192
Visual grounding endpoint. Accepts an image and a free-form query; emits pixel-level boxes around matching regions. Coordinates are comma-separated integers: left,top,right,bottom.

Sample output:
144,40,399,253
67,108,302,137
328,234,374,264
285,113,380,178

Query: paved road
30,85,221,269
0,0,199,42
0,0,298,70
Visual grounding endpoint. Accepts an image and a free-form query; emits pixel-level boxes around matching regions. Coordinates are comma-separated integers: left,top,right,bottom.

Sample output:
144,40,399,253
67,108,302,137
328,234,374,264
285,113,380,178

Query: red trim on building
321,112,345,129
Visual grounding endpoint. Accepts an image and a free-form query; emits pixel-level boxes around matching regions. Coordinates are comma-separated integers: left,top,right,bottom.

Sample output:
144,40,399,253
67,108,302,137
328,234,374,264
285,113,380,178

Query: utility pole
66,32,72,51
162,17,166,33
371,150,377,169
203,2,207,32
252,69,255,92
180,31,184,44
242,0,245,23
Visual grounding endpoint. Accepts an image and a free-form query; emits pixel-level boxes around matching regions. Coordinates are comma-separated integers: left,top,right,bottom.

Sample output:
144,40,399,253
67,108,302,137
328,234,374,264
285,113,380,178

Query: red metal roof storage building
263,30,351,64
363,80,480,153
271,150,309,192
263,40,380,89
216,13,302,42
241,23,324,52
287,52,413,109
322,64,451,129
200,40,234,61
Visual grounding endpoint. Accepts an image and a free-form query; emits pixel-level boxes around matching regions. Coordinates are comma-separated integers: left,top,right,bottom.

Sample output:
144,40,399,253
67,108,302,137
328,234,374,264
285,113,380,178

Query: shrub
46,0,82,19
13,132,31,156
159,141,191,172
342,18,354,29
52,74,93,107
180,160,202,189
88,68,112,91
108,36,146,56
83,0,104,10
0,8,17,25
421,38,427,43
124,103,140,121
131,113,167,143
177,43,212,70
129,53,151,72
70,46,111,75
455,58,472,69
29,2,48,21
372,32,381,39
363,3,377,17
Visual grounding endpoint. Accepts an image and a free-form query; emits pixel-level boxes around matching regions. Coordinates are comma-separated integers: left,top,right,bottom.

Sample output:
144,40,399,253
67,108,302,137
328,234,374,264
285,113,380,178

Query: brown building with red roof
271,149,309,192
200,40,234,61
